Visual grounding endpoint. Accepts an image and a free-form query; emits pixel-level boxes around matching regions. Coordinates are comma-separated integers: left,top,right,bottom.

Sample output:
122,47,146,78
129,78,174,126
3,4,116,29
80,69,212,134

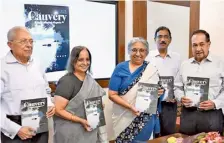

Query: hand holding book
181,97,192,107
46,106,55,118
199,100,215,110
80,119,92,131
129,105,140,116
17,126,36,140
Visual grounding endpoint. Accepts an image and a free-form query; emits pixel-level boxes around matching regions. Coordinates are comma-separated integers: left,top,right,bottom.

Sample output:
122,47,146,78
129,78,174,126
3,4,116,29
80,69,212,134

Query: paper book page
185,85,201,107
86,105,100,129
135,91,151,112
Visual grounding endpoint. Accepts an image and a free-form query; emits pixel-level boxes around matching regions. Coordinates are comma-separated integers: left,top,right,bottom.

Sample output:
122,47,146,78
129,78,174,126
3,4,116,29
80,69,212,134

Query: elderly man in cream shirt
1,26,55,143
174,29,224,135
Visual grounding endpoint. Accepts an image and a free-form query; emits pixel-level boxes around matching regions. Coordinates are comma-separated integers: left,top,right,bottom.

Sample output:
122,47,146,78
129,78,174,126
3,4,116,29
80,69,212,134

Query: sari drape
112,62,161,142
54,74,107,143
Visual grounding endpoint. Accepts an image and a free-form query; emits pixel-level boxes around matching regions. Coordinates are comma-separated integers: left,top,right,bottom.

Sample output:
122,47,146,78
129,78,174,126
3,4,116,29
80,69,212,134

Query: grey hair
7,26,30,41
127,37,149,55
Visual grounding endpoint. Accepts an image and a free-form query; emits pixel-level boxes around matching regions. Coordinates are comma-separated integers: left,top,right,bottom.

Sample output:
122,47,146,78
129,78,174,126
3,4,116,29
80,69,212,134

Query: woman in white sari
108,37,164,142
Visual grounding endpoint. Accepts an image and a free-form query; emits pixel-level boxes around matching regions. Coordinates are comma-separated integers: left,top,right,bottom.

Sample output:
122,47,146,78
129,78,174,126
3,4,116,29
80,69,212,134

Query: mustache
196,51,203,54
160,41,166,44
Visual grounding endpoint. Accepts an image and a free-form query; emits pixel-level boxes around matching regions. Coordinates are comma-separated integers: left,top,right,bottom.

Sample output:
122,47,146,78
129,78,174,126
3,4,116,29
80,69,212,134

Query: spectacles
131,48,146,53
156,35,170,40
11,39,34,45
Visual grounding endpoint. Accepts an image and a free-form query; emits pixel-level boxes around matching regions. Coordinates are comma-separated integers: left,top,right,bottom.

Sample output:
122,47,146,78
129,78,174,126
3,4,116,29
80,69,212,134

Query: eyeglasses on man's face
10,39,34,45
156,35,170,40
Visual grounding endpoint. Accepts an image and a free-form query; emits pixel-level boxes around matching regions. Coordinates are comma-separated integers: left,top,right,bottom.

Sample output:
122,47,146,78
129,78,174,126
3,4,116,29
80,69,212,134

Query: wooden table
147,133,188,143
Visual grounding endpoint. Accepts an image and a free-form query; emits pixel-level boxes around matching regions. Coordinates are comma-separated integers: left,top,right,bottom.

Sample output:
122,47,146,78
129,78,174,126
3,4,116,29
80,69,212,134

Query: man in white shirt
1,26,55,143
149,26,181,136
174,29,224,135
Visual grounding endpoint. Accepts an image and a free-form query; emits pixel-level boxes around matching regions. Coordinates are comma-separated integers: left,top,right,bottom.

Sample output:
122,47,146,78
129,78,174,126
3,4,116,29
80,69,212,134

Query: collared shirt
148,50,181,77
174,53,224,113
148,50,181,101
1,51,53,139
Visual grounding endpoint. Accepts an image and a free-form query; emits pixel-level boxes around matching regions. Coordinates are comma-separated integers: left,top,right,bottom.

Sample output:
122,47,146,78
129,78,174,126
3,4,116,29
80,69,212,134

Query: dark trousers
159,101,177,136
180,107,224,135
1,115,48,143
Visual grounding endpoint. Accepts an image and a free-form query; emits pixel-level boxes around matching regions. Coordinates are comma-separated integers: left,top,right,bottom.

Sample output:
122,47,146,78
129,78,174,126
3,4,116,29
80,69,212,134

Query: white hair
7,26,30,41
127,37,149,55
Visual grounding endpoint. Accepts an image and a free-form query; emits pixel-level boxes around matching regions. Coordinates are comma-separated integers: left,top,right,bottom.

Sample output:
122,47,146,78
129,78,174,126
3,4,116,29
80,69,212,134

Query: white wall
124,1,190,61
200,0,224,58
0,0,116,80
147,1,190,62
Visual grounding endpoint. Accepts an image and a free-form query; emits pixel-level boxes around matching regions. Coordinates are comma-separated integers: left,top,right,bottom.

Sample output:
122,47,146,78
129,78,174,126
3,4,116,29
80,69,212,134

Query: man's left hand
199,100,215,110
46,106,55,118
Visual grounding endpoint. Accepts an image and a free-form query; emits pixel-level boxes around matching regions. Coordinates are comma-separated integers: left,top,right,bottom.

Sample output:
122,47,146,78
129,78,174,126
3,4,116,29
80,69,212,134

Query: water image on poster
24,4,69,72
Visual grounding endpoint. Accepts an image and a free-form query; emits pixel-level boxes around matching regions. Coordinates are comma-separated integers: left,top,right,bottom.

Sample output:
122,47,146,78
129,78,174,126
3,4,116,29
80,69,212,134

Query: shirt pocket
9,82,27,103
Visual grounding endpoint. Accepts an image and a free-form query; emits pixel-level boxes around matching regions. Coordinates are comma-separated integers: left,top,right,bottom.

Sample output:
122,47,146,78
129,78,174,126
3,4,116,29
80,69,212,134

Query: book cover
24,4,70,73
135,82,158,114
84,96,106,130
185,77,209,107
21,97,48,134
160,76,174,101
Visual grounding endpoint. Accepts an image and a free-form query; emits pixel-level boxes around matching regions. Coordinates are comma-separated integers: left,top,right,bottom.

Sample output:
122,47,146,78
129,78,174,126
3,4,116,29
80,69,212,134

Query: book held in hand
160,76,174,101
21,97,48,134
135,82,158,114
84,96,106,130
185,77,209,107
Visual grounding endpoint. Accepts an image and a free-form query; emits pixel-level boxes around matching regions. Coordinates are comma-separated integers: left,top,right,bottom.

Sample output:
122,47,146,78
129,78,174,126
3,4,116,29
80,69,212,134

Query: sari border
115,112,153,143
120,61,149,95
112,62,160,140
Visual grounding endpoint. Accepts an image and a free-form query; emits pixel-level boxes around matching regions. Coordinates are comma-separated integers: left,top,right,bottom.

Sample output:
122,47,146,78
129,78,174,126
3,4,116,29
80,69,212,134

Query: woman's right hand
129,105,140,116
181,97,192,107
80,119,92,131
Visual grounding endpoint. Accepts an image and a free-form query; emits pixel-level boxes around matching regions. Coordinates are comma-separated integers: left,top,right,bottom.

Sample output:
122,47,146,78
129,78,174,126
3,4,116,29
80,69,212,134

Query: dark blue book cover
24,4,70,73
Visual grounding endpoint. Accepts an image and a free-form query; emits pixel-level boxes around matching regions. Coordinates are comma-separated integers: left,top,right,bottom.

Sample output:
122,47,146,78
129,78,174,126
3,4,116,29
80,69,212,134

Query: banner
24,4,69,72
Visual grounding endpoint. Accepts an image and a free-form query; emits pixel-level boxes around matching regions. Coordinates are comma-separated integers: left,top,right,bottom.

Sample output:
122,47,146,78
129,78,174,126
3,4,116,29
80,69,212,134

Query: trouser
1,115,48,143
180,106,224,135
159,101,177,136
